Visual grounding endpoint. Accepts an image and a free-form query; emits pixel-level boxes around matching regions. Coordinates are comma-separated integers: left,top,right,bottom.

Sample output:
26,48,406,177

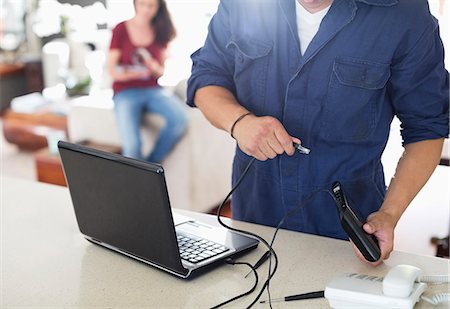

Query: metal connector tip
294,143,311,155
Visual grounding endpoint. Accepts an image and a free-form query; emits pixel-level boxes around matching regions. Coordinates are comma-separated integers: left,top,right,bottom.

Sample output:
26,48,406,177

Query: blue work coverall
187,0,449,240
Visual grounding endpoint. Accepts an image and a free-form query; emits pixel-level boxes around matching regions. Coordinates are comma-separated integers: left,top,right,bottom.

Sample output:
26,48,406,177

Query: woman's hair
135,0,176,44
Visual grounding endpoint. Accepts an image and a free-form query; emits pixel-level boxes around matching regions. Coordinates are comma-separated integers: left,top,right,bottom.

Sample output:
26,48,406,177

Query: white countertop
1,176,449,308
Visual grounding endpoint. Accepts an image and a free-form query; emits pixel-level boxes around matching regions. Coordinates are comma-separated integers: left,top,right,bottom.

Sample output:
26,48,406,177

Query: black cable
212,156,340,308
213,157,279,309
264,188,330,301
243,185,337,306
210,260,259,309
249,188,330,308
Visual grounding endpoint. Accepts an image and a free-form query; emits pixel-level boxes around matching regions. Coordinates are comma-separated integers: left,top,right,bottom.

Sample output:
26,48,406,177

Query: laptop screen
58,141,187,275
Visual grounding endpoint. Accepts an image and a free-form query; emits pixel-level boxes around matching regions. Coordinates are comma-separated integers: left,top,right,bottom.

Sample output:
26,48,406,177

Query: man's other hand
351,210,396,266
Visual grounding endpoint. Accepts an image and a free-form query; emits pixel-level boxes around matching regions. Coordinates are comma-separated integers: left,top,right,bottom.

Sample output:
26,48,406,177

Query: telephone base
325,273,427,309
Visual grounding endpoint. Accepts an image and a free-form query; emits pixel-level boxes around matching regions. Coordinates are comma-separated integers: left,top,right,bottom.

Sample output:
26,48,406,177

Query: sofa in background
67,81,236,213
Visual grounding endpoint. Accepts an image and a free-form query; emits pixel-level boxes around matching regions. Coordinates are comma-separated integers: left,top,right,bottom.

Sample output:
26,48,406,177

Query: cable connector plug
293,142,311,155
225,257,235,265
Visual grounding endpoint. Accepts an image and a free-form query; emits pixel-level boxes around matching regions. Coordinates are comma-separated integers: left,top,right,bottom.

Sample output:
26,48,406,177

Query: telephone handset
325,265,427,308
383,265,423,298
331,182,381,262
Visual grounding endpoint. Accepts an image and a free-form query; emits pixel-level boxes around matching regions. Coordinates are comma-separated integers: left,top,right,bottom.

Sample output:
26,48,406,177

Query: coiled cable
420,275,450,284
421,293,450,306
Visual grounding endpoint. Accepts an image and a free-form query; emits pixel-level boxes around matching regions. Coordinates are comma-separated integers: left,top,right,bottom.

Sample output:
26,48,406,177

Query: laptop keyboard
177,232,230,264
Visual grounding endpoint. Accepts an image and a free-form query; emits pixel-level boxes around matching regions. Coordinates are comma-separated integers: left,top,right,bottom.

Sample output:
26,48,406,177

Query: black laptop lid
58,141,187,276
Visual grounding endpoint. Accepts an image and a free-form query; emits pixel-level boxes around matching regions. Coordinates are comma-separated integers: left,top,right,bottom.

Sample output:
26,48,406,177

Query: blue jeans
113,87,187,163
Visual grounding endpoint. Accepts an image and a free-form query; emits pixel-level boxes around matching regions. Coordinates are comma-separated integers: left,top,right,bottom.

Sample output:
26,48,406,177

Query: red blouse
109,22,166,94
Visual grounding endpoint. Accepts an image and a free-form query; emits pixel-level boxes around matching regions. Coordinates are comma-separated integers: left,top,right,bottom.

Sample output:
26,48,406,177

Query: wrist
230,112,252,139
378,204,403,227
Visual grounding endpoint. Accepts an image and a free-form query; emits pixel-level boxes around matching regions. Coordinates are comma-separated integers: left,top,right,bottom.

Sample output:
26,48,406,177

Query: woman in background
108,0,187,163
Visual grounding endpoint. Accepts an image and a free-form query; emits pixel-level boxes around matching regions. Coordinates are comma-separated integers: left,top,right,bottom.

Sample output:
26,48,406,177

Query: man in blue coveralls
187,0,449,265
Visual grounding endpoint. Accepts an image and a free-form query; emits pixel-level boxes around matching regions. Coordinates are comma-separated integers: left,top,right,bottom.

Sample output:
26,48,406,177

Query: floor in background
1,119,447,259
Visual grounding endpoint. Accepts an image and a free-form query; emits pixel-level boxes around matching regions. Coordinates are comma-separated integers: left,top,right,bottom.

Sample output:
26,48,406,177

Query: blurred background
0,0,449,259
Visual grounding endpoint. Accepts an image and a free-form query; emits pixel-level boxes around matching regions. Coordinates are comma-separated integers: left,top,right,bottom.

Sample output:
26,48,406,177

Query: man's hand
232,114,301,161
194,86,301,161
351,209,397,266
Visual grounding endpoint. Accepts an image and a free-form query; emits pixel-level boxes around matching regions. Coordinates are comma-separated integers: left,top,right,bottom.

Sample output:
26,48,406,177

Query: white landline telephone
325,265,448,308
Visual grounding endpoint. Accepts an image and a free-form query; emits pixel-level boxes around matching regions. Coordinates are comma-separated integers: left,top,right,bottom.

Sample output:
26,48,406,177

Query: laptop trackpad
173,213,195,226
177,221,231,244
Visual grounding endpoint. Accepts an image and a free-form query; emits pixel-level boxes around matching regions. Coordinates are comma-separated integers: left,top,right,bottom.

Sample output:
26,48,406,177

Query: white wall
429,0,449,69
382,119,449,256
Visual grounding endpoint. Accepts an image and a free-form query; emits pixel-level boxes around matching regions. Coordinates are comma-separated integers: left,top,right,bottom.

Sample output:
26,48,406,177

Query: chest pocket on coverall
226,36,273,112
322,57,391,142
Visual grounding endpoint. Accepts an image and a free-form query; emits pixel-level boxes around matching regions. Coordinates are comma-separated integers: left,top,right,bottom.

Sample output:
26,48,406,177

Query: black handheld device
332,182,381,262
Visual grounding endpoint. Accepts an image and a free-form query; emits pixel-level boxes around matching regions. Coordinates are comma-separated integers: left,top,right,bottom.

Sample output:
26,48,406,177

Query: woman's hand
126,70,151,80
143,56,164,78
113,68,150,82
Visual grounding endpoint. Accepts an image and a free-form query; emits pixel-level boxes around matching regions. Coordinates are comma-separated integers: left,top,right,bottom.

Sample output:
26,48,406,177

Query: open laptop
58,141,258,279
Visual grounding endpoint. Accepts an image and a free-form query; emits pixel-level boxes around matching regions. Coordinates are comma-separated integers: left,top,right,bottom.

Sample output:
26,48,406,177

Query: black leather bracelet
230,112,252,139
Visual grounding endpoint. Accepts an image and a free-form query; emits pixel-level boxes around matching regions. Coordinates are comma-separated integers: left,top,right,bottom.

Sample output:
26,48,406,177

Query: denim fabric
187,0,449,239
113,87,187,163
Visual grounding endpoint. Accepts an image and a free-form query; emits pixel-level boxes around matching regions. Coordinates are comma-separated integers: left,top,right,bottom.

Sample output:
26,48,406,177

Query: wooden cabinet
0,63,27,112
34,142,121,187
0,60,44,112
